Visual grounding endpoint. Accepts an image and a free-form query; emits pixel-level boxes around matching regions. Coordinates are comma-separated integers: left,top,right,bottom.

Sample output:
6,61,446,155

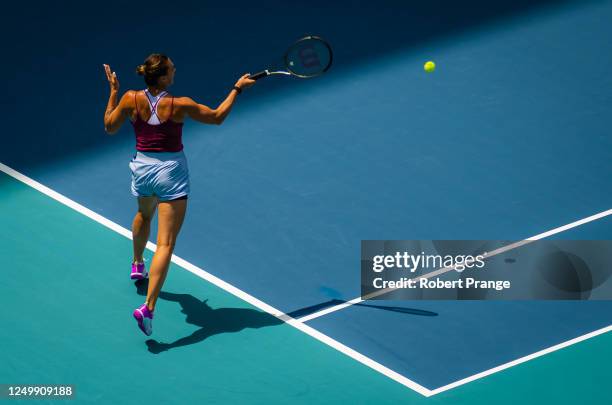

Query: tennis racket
249,35,333,80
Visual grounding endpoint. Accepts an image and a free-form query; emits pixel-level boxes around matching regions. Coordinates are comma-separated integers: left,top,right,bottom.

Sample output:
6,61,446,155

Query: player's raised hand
103,64,120,92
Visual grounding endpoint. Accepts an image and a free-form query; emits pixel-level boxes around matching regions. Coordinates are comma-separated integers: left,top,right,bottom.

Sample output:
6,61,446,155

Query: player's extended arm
182,73,255,125
181,96,230,125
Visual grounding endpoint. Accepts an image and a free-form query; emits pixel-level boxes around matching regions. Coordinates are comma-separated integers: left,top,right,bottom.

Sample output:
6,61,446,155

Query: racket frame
283,35,333,78
249,35,333,80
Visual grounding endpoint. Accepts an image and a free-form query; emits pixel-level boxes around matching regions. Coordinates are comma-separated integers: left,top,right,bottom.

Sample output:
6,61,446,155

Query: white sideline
0,162,431,397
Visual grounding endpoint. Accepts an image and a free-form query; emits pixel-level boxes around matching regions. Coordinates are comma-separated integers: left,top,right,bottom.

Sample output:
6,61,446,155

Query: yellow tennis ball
424,61,436,73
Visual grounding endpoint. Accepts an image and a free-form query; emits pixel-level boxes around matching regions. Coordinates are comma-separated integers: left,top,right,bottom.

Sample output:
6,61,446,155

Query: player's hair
136,54,170,86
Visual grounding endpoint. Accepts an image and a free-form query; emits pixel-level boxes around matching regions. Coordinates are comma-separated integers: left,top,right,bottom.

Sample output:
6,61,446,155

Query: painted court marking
429,324,612,395
0,162,430,397
1,161,610,397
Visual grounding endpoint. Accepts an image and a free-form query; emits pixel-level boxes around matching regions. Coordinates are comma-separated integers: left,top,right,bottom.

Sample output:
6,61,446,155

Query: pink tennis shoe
131,261,148,280
133,304,153,336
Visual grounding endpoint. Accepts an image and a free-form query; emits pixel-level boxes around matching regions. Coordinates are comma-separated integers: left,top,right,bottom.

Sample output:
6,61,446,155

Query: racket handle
249,70,270,80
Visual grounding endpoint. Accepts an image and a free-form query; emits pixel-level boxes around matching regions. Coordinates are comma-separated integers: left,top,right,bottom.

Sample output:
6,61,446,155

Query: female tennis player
103,54,255,336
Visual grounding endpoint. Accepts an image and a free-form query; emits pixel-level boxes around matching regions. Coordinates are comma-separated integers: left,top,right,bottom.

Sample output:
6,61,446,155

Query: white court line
0,162,430,397
297,208,612,323
2,161,611,398
429,324,612,396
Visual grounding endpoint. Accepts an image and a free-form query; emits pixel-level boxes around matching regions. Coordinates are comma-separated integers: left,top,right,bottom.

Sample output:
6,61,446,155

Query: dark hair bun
136,54,170,86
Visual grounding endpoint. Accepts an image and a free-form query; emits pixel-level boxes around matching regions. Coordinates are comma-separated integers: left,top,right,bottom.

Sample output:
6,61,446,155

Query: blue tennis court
1,0,611,403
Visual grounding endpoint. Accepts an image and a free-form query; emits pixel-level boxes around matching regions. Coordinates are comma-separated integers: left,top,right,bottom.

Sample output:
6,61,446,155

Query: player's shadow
134,280,282,354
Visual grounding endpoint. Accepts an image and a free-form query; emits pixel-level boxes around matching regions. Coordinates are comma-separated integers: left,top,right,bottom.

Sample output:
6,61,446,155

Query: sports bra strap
144,89,168,121
134,91,140,119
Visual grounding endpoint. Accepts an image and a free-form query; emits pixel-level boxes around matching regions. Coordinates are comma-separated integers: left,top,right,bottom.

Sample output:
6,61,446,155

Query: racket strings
285,37,332,78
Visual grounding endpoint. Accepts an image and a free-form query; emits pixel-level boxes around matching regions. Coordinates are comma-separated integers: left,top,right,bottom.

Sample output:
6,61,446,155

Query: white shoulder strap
143,89,168,125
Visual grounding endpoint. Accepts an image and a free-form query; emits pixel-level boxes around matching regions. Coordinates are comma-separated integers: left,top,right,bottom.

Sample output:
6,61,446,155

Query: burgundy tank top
131,90,184,152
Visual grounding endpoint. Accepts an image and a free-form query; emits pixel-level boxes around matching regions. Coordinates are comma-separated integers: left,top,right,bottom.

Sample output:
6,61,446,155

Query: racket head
283,36,333,78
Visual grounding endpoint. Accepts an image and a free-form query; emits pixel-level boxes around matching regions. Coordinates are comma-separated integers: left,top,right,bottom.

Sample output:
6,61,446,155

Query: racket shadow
134,280,282,354
287,299,438,319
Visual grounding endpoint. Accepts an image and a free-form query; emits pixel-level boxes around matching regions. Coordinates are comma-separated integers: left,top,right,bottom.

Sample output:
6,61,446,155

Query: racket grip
249,70,269,80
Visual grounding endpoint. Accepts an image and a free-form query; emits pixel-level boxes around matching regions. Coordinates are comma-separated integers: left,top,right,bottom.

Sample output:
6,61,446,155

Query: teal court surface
1,165,611,403
2,0,612,403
